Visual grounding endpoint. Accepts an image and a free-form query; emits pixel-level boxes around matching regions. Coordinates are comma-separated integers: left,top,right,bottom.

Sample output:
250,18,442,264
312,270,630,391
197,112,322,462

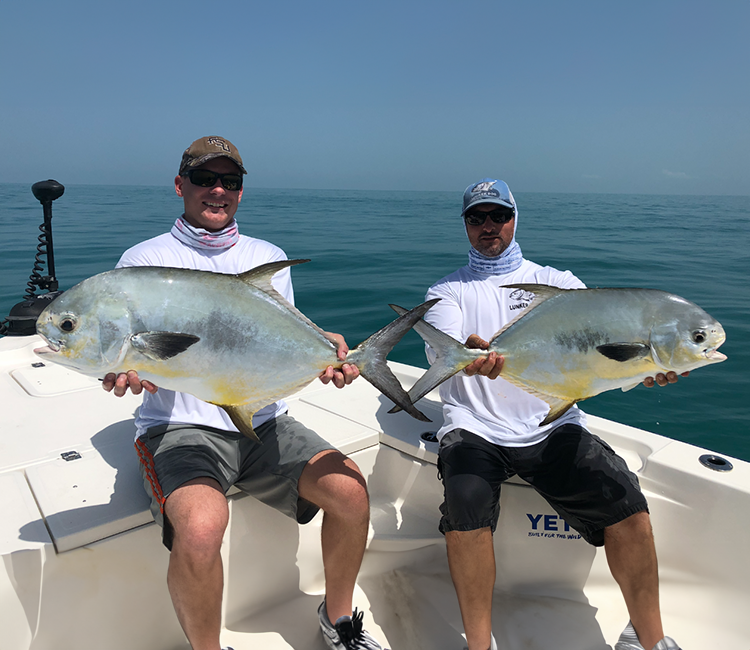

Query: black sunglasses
463,207,515,227
184,169,243,191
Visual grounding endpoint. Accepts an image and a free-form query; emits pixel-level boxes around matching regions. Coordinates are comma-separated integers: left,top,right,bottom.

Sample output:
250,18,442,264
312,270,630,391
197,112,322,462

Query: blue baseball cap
462,178,515,215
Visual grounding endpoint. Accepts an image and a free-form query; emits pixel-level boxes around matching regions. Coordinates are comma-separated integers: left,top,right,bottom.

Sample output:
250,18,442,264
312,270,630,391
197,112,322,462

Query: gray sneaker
318,600,384,650
614,621,682,650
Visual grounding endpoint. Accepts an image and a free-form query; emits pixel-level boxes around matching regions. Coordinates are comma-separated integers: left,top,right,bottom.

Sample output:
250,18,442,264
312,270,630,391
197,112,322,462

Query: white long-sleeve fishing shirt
117,231,292,440
424,259,588,447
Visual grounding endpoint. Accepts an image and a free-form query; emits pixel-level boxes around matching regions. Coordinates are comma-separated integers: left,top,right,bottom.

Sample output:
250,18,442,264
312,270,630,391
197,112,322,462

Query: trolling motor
0,180,65,336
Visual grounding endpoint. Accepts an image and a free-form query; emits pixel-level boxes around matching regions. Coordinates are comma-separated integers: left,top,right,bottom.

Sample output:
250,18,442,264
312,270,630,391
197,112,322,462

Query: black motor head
5,292,63,336
31,179,65,204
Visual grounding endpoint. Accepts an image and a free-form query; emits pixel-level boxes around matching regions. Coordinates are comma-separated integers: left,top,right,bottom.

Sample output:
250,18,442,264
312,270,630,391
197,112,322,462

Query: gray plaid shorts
135,413,335,549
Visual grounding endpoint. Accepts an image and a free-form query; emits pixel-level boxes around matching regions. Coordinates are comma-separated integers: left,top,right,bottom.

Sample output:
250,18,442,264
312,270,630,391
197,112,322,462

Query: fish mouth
34,334,62,356
706,349,727,362
703,329,727,362
705,337,727,362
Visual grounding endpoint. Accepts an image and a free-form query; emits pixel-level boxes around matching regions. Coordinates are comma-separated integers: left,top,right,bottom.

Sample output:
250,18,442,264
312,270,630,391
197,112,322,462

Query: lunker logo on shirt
508,288,534,311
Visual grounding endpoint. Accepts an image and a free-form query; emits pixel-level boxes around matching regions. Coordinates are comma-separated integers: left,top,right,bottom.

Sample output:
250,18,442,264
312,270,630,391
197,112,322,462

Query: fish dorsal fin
500,373,578,427
237,259,334,345
489,284,575,344
237,259,310,286
504,283,570,300
130,331,200,361
218,404,261,444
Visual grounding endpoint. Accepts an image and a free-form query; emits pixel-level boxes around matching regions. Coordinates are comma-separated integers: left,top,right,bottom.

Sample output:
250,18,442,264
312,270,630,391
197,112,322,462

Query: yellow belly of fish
118,351,324,408
502,352,660,400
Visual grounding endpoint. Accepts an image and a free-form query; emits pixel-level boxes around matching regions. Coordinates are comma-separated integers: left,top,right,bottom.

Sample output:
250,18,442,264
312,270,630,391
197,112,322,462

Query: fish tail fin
387,304,481,413
347,299,441,422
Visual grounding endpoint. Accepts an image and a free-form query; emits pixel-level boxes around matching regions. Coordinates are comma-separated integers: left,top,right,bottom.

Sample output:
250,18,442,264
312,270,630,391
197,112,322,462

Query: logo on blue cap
471,180,501,198
462,178,514,215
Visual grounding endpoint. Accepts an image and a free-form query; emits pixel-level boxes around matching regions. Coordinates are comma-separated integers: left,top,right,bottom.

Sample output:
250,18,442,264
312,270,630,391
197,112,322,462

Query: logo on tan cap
179,135,247,175
205,137,231,153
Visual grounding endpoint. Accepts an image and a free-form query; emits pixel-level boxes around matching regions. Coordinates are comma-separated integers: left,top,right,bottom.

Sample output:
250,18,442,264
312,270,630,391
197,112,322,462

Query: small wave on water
1,183,748,460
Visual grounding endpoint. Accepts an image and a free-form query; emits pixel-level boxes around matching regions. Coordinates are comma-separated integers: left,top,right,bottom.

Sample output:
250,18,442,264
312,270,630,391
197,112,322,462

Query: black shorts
437,425,648,546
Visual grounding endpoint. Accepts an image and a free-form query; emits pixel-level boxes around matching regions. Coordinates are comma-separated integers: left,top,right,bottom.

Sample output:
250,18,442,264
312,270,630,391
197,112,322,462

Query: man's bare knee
166,478,229,558
299,450,369,517
605,510,653,543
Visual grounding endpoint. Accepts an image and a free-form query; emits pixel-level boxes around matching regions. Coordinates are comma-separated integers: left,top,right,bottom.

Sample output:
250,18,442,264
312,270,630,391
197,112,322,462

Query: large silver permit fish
35,260,438,441
392,284,727,425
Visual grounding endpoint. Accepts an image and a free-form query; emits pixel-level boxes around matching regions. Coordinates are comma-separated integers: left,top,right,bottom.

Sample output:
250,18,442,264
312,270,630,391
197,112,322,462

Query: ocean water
1,183,748,461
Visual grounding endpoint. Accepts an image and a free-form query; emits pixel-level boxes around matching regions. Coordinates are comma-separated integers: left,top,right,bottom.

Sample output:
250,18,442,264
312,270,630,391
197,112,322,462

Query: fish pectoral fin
219,404,261,444
130,331,200,361
596,343,651,362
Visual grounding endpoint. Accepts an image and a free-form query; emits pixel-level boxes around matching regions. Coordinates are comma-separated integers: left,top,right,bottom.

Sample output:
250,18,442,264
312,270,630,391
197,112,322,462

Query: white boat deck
1,334,748,649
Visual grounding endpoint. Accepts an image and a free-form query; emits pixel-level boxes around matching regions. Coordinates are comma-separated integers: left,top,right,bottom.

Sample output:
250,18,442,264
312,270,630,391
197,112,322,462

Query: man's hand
643,371,690,388
319,332,360,389
462,334,504,380
102,370,158,397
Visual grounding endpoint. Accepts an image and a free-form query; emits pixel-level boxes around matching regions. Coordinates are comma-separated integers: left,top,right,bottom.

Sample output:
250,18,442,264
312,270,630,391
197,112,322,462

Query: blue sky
2,1,748,195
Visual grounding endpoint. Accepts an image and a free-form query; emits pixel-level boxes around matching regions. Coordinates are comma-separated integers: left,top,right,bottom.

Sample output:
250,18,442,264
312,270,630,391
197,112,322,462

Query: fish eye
692,329,707,344
59,315,78,332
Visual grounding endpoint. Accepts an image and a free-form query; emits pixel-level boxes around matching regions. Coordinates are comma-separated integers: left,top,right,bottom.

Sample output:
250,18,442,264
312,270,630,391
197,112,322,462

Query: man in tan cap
103,136,385,650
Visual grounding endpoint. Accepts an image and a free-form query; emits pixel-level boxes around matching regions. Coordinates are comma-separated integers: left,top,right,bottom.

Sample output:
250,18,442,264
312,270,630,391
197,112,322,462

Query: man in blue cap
421,178,684,650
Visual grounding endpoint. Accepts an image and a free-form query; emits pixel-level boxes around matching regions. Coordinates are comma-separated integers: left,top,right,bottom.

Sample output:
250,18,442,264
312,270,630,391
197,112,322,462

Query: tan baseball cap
178,136,247,175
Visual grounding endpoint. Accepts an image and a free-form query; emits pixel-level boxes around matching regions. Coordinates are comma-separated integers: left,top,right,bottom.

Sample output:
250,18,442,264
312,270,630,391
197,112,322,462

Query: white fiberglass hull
1,334,748,649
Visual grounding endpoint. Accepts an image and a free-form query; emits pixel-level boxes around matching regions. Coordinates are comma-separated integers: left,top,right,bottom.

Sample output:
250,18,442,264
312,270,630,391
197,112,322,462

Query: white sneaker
318,599,385,650
614,621,682,650
462,632,497,650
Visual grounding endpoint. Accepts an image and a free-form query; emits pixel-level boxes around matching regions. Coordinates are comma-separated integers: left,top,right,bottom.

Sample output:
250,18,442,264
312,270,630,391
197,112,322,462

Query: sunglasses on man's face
185,169,243,191
463,207,515,227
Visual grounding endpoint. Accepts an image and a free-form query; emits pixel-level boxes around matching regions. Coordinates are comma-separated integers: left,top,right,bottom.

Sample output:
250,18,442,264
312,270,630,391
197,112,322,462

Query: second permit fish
391,284,727,425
